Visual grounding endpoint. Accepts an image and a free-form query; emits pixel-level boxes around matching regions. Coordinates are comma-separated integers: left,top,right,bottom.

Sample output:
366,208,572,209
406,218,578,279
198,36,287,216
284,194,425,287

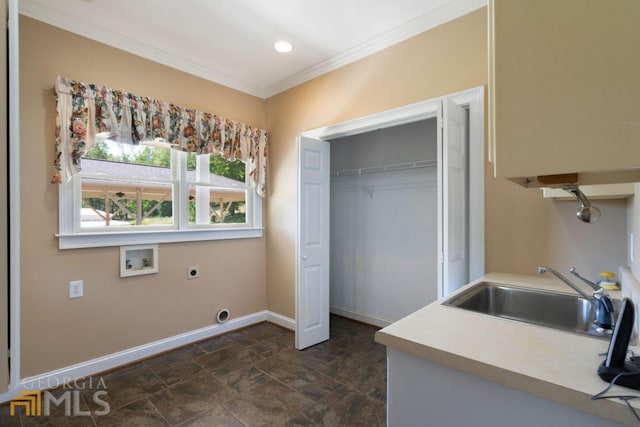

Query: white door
296,136,330,349
441,99,469,296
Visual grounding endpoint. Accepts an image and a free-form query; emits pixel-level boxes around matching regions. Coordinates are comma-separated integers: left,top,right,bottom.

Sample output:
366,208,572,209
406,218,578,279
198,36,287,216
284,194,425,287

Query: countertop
375,272,638,426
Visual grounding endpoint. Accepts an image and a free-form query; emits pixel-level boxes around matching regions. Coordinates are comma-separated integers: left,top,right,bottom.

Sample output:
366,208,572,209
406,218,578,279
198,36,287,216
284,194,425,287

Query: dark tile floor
0,315,386,426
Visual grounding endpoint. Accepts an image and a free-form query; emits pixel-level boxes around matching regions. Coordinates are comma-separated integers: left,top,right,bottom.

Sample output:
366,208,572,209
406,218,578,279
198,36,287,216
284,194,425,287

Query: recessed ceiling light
274,41,293,53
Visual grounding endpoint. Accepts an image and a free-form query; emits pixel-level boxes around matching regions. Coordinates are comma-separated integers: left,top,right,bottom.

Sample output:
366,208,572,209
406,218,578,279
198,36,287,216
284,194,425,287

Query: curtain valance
52,75,268,197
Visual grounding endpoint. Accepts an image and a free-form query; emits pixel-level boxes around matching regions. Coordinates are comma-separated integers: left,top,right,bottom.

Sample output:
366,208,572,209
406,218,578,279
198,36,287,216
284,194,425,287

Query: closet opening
296,87,484,349
328,119,442,327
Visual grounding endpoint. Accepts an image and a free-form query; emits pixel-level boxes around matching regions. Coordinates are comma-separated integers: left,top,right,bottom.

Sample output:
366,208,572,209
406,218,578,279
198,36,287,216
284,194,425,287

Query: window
185,152,249,226
58,138,262,249
53,76,267,249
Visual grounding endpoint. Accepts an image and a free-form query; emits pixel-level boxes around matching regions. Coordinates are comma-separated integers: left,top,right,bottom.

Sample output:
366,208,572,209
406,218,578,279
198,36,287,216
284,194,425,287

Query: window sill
56,227,264,249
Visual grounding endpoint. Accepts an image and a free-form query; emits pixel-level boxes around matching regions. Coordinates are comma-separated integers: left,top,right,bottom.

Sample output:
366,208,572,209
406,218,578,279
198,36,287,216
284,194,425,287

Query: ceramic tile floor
0,315,387,426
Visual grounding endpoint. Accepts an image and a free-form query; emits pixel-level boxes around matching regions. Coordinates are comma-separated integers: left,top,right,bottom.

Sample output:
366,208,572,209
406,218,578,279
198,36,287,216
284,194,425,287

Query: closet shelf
331,159,437,177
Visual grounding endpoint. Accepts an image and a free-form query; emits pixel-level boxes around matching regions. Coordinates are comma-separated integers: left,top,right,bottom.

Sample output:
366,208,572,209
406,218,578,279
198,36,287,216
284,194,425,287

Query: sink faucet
537,266,615,329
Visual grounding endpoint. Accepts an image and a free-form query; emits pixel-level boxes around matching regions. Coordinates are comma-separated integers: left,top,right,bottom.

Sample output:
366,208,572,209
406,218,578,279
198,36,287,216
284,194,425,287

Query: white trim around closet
302,86,485,297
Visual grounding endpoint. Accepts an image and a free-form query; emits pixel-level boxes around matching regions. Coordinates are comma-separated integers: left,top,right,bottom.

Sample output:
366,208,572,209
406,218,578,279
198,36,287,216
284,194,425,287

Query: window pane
78,141,253,231
84,138,171,169
81,178,173,228
186,153,245,184
188,185,247,225
81,139,175,228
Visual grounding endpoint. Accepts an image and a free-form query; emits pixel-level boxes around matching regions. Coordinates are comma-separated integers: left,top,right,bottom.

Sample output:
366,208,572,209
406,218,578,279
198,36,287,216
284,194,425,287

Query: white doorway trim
1,0,21,403
303,101,440,141
448,87,485,286
297,86,484,345
302,86,484,290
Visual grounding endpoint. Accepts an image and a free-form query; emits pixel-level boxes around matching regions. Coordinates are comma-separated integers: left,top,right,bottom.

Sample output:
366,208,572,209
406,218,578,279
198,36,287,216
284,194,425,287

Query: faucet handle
569,267,600,292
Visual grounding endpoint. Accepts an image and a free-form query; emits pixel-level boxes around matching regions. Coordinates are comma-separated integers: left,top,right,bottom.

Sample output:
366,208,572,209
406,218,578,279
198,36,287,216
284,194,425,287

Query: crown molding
19,1,267,98
20,0,486,100
264,0,486,97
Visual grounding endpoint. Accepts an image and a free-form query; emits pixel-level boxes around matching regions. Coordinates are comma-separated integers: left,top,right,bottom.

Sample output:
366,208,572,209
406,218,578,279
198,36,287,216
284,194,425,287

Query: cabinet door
490,0,640,184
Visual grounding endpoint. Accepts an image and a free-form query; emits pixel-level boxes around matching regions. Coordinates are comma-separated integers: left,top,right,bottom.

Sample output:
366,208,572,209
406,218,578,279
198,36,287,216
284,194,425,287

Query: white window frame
57,150,263,249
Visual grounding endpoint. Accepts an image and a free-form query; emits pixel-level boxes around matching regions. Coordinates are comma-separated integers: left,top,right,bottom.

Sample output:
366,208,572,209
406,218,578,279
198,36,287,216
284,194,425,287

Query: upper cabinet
488,0,640,187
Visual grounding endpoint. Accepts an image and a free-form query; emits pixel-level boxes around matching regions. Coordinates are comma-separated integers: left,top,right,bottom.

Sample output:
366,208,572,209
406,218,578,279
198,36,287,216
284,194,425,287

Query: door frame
1,0,21,403
297,86,484,339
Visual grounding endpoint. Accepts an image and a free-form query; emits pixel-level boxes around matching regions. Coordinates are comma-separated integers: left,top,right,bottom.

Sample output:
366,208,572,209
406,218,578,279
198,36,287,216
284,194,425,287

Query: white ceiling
19,0,486,98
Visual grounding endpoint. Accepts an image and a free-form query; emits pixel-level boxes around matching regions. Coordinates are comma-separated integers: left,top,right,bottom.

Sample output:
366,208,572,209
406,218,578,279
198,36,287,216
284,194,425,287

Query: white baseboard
330,307,392,328
1,310,294,403
266,311,296,330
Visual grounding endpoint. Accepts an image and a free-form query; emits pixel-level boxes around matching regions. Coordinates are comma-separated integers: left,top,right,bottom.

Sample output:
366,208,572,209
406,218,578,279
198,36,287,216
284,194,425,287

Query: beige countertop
375,272,639,426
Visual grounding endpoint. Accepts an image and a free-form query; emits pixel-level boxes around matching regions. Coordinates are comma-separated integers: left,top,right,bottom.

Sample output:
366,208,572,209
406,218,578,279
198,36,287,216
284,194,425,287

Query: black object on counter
597,298,640,389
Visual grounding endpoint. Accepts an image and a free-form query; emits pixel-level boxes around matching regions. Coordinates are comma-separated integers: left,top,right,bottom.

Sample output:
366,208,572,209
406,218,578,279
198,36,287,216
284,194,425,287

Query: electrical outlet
187,266,200,279
69,280,83,299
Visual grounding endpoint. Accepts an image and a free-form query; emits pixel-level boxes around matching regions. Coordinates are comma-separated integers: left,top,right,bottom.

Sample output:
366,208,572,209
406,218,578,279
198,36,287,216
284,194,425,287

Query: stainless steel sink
443,282,613,339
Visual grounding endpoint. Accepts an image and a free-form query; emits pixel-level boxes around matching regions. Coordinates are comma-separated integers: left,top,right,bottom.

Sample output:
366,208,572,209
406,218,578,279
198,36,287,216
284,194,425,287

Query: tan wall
487,176,629,278
265,7,630,319
19,17,267,377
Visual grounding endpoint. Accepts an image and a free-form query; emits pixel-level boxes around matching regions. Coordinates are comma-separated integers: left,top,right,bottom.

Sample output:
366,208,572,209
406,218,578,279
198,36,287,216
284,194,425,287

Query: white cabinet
386,347,626,426
542,183,635,200
489,0,640,187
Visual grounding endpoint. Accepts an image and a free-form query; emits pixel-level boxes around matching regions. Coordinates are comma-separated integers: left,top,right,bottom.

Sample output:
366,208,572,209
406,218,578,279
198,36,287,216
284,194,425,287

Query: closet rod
331,159,437,177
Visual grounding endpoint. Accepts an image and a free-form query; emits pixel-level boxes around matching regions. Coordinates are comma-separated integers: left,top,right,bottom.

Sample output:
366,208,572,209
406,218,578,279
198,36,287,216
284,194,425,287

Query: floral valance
52,75,268,197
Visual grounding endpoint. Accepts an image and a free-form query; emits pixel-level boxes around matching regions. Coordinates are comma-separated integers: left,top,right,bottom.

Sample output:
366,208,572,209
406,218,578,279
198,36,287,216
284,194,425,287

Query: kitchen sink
443,282,614,339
